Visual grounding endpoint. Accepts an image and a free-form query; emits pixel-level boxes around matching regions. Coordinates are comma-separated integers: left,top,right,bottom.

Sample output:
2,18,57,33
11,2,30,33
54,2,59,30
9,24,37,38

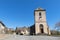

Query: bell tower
34,8,51,35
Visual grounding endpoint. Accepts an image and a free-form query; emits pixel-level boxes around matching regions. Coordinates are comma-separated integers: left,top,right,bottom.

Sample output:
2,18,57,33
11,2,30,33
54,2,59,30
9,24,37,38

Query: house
0,21,7,34
16,27,30,35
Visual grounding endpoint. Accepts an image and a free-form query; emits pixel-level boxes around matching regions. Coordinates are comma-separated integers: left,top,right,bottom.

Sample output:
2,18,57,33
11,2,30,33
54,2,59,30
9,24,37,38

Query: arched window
39,12,41,16
39,12,42,18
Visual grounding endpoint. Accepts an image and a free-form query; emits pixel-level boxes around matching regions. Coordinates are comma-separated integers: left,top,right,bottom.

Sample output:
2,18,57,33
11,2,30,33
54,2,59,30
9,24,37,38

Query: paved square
0,35,60,40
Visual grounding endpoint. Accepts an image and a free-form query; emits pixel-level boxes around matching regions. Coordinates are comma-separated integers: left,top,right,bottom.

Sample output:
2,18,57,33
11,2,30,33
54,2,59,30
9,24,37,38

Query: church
30,8,51,35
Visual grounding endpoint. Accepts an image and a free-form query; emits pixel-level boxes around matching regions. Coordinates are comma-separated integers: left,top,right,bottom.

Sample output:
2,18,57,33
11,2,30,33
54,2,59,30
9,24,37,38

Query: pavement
0,34,8,39
0,34,60,40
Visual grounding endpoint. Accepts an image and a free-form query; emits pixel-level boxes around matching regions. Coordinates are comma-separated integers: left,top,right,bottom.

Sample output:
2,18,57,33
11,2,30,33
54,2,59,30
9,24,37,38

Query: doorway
40,24,44,33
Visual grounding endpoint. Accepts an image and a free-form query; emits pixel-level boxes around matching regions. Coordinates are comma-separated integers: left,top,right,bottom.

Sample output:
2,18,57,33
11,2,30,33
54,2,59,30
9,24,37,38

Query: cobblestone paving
0,35,60,40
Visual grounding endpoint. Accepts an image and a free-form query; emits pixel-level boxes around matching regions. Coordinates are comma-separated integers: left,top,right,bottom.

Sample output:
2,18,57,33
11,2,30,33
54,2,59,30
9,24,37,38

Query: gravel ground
0,34,60,40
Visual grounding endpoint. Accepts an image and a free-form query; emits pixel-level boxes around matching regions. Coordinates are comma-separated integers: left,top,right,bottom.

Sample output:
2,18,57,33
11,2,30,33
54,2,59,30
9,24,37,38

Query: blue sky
0,0,60,30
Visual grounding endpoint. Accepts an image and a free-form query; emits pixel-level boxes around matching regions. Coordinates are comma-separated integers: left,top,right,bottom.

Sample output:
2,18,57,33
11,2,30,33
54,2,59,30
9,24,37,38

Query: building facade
0,21,7,34
16,27,30,35
34,8,51,35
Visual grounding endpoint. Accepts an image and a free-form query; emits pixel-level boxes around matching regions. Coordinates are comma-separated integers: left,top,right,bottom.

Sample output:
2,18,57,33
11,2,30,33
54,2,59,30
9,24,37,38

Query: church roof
35,8,46,11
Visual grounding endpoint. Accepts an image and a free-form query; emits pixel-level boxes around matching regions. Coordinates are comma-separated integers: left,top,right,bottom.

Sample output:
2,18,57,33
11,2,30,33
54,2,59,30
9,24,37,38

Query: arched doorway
40,24,44,33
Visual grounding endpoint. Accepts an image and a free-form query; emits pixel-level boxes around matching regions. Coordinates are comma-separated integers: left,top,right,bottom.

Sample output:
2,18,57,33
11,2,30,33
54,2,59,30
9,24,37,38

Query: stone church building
30,8,51,35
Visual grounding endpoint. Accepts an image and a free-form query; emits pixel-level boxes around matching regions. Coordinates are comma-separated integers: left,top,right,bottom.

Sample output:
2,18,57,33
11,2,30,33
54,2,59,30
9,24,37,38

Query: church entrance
40,24,44,33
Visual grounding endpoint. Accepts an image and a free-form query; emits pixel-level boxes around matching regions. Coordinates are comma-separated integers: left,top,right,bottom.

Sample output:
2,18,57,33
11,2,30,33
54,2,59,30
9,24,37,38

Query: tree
55,21,60,34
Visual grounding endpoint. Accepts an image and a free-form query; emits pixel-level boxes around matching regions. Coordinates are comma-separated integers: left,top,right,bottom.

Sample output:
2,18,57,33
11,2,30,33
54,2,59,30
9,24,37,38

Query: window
39,12,42,18
39,12,41,16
